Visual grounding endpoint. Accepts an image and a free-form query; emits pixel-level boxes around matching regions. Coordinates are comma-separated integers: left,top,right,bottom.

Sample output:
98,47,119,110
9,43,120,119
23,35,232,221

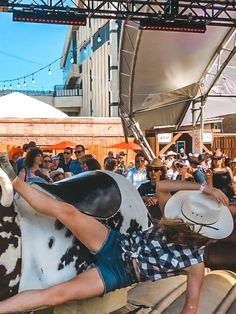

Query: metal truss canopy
0,1,236,27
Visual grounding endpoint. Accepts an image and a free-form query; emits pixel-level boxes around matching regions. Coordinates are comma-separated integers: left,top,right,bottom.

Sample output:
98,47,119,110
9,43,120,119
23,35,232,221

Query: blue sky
0,13,68,91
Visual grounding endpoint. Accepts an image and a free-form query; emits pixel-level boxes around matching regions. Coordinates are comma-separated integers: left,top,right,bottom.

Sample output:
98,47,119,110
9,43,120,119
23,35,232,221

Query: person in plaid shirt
0,152,233,314
115,152,127,176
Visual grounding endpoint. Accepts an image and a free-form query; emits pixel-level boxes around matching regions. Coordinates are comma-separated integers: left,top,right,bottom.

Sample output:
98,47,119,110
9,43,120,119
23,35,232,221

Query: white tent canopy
0,92,68,119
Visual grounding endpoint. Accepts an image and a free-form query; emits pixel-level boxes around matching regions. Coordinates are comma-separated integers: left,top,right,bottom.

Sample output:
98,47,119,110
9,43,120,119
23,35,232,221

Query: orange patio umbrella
106,141,142,151
41,141,76,150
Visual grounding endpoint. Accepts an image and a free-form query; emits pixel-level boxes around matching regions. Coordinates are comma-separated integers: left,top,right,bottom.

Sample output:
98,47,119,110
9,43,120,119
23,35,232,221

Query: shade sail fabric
119,19,236,129
182,97,236,125
41,141,76,150
106,141,142,151
0,92,68,118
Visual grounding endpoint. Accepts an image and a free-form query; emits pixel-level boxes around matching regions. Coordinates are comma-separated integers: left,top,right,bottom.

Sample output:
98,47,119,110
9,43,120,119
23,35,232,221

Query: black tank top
212,169,234,200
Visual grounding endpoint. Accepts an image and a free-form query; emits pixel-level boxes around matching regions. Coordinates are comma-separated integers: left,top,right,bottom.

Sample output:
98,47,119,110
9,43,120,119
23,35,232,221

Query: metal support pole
191,100,202,155
192,101,198,127
120,109,156,161
199,99,205,153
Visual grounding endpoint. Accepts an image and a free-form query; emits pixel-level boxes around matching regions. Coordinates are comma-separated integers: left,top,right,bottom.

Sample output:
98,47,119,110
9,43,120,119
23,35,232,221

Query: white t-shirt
125,167,147,188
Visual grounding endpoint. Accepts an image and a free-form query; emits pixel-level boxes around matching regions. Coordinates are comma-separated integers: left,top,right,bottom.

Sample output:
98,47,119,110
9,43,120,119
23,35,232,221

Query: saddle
36,171,121,219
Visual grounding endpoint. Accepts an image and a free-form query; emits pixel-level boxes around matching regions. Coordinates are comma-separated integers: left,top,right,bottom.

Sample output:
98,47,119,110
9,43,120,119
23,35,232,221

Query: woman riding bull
0,152,233,314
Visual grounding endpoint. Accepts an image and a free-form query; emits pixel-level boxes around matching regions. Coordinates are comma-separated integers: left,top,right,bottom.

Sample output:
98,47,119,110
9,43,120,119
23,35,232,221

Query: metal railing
0,89,54,96
53,84,82,97
0,85,82,97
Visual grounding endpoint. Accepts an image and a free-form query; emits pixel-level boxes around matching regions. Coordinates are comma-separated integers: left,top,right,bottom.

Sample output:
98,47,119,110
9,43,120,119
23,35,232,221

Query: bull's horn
0,168,14,207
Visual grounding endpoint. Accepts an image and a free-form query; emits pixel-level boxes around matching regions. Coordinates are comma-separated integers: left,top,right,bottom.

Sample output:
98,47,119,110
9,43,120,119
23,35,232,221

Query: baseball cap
52,155,60,160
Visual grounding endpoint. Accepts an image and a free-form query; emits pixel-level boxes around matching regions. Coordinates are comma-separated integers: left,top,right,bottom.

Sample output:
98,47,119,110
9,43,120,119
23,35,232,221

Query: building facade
61,11,120,118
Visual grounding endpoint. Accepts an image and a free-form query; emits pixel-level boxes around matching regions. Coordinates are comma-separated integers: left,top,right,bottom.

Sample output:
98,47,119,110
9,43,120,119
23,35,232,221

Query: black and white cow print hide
0,170,150,301
0,200,21,301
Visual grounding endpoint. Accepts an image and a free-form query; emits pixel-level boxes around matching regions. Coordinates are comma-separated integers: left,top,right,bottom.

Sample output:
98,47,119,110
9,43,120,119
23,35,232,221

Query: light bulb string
0,20,120,86
0,52,69,84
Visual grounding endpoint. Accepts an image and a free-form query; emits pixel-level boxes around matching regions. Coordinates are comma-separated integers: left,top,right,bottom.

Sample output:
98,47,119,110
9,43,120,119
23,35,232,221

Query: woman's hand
181,305,197,314
203,185,229,206
143,196,158,207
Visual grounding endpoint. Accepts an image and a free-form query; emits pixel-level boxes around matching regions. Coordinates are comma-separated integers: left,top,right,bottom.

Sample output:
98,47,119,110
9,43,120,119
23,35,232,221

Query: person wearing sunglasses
59,147,73,172
211,152,235,201
50,155,64,172
175,160,195,182
74,144,86,158
40,155,53,183
138,158,167,220
126,152,147,188
69,145,85,175
115,152,127,176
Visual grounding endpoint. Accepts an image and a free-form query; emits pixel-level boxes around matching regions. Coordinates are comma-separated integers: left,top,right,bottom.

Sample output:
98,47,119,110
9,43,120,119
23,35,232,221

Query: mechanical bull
0,170,150,301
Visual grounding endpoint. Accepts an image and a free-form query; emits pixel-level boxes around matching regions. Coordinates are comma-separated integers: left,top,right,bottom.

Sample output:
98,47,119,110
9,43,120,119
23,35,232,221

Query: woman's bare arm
181,262,205,314
155,180,229,210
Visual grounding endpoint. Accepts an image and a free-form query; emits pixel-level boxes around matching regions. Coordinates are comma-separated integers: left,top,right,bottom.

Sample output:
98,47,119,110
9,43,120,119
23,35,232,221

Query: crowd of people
6,142,236,207
104,148,236,201
5,141,236,231
7,142,102,184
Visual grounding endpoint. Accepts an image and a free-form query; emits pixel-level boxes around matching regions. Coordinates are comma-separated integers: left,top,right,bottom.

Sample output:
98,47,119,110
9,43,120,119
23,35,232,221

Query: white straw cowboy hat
165,151,177,158
164,191,234,239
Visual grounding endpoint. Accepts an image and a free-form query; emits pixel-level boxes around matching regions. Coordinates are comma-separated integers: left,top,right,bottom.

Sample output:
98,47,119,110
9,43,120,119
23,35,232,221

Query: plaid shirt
121,227,204,282
116,163,126,176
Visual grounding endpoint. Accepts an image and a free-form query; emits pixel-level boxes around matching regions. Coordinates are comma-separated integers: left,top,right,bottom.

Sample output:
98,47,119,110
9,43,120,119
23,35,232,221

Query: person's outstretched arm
181,262,205,314
156,180,229,212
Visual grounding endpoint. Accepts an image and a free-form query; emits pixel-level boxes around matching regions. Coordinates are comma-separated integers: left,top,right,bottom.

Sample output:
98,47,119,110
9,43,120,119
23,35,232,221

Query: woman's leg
0,268,104,313
0,154,108,252
14,177,108,252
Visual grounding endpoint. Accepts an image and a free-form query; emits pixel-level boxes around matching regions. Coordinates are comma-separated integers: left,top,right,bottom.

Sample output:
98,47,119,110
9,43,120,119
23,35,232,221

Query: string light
0,49,75,88
133,4,137,12
97,34,102,43
115,20,119,30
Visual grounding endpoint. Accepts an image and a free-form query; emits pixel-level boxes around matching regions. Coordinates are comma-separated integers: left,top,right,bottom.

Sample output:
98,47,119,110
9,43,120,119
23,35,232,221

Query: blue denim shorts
93,228,138,294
